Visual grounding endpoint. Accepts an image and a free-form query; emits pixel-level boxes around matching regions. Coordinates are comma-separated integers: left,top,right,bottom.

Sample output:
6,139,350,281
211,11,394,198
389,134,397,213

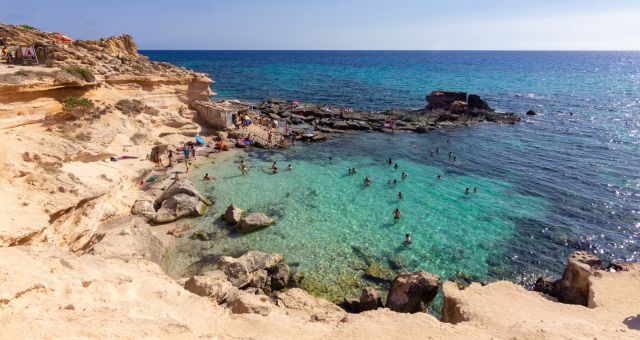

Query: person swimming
393,179,397,185
404,233,412,245
273,166,279,174
430,151,434,157
352,168,357,174
272,162,277,170
473,187,478,193
394,163,399,169
393,208,401,223
287,164,292,171
436,147,439,154
398,191,403,199
465,187,470,195
364,176,371,186
388,158,392,165
401,172,408,179
437,175,442,180
448,152,452,160
453,156,457,162
203,173,215,181
348,168,353,175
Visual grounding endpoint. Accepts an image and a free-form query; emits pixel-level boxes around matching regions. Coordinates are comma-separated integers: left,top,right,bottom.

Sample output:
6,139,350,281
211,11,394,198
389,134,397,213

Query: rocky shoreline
1,23,639,339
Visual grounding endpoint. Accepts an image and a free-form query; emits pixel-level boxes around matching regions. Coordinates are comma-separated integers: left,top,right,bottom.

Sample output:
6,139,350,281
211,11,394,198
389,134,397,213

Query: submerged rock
236,212,274,233
386,270,440,313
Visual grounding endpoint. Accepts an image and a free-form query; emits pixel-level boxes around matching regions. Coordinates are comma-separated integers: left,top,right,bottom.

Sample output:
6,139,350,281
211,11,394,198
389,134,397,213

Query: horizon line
139,49,640,52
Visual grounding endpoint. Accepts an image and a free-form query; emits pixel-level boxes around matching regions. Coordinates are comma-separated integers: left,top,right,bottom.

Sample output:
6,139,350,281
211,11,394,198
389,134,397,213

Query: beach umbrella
52,33,73,43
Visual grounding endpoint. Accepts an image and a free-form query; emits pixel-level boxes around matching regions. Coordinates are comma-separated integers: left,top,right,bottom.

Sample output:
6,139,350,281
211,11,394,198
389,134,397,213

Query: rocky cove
1,23,639,339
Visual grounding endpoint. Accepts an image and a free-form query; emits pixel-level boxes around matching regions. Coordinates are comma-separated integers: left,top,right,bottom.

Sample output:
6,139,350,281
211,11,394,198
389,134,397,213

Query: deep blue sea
142,51,640,300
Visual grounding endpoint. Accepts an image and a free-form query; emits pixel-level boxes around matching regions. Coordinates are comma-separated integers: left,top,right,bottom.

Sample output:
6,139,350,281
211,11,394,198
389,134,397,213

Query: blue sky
2,0,640,50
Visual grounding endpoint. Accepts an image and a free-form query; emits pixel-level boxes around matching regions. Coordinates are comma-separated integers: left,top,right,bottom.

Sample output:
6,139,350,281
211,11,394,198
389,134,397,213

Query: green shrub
19,24,37,31
62,97,93,110
63,66,95,82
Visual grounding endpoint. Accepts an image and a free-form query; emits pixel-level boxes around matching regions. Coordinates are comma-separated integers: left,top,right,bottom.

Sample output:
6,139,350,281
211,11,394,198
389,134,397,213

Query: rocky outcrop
81,216,164,265
217,251,285,291
344,287,384,313
467,94,493,111
183,270,239,304
151,179,209,223
534,251,603,306
236,212,274,233
222,203,244,224
130,199,156,220
275,288,346,322
270,263,291,290
426,91,467,110
386,270,440,313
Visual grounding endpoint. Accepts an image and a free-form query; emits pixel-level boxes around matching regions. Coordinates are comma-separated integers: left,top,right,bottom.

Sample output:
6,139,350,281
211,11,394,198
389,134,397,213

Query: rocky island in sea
0,23,639,340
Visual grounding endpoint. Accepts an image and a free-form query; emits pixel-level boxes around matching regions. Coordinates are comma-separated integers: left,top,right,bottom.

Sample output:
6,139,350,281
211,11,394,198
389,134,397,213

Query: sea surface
142,51,640,301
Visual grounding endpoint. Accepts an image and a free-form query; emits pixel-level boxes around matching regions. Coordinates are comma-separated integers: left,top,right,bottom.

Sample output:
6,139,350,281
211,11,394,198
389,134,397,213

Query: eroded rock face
386,270,440,313
153,194,207,223
154,179,209,208
82,217,164,265
468,94,493,111
359,287,384,312
270,263,290,290
222,203,244,224
236,213,274,233
217,251,285,290
275,288,346,322
227,293,272,316
449,101,468,114
555,251,602,306
183,270,239,304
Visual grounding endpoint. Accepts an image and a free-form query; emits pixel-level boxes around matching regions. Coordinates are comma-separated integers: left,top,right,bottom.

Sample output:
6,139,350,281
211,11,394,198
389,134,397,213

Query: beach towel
195,135,205,145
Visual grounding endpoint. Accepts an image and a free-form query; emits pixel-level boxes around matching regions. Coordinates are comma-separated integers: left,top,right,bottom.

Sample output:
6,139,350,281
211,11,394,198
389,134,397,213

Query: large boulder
227,293,272,316
154,178,209,209
426,91,467,110
554,251,602,306
386,270,440,313
81,217,164,265
153,194,207,223
236,213,274,233
218,251,284,290
183,270,239,304
222,203,243,224
467,94,493,111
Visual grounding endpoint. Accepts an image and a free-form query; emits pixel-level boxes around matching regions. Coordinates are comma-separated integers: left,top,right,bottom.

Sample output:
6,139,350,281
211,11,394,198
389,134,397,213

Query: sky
2,0,640,50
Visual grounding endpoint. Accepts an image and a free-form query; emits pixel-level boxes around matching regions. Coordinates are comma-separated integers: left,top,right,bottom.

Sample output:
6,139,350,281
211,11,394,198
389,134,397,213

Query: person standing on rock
393,208,401,223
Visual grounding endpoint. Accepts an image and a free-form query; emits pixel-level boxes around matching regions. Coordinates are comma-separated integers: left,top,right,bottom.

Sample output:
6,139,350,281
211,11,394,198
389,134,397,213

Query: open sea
142,51,640,302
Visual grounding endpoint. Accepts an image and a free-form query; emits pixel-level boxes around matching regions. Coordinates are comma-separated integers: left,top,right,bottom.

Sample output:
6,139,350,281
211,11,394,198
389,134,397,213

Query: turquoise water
145,51,640,301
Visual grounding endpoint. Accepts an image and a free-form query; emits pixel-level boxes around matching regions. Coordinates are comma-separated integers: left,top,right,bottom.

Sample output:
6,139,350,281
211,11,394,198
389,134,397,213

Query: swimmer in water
430,151,434,157
393,179,397,185
394,163,399,169
240,160,248,176
437,175,442,180
436,147,439,154
448,152,453,160
352,168,357,174
473,187,478,193
272,162,277,170
465,187,470,195
388,158,392,165
398,191,403,199
364,176,371,186
287,164,292,171
404,233,412,245
203,173,215,181
273,166,279,174
393,208,401,223
453,156,457,162
447,139,450,143
401,172,408,179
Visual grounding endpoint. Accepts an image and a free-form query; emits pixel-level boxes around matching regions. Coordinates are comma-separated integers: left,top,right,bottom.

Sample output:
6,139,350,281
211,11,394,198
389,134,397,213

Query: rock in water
449,100,468,114
183,270,239,304
359,287,383,312
526,110,537,115
270,263,291,290
386,270,440,313
236,213,274,233
426,91,467,110
467,94,493,111
222,203,243,224
153,194,207,223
